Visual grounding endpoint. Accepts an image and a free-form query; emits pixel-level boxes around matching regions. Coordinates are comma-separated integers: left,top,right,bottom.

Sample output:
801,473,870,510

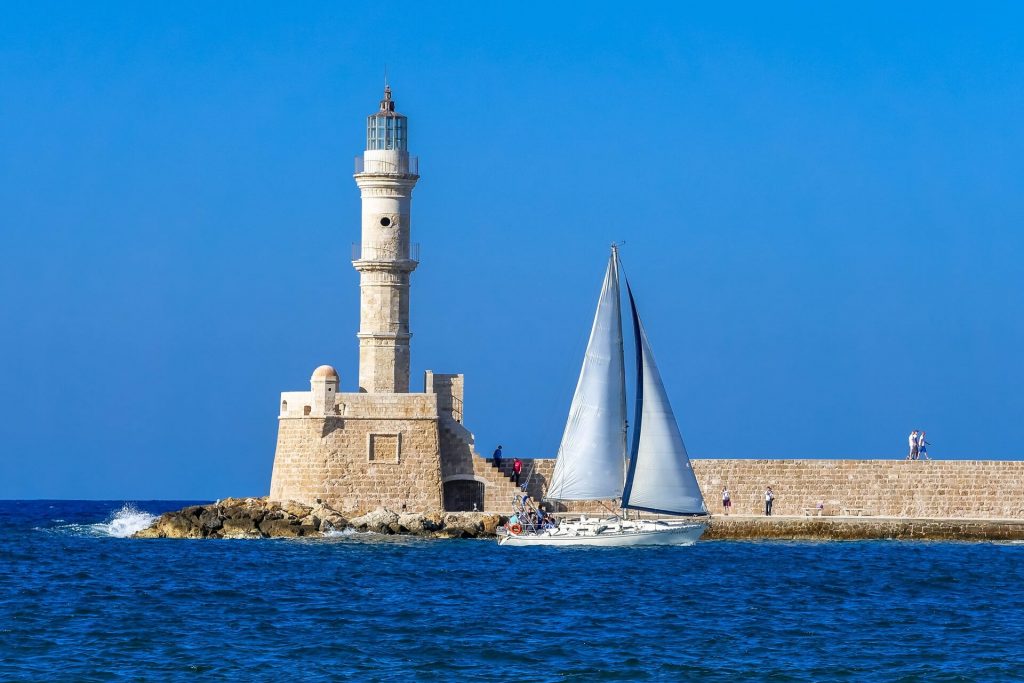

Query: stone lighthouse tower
271,85,505,515
352,85,420,393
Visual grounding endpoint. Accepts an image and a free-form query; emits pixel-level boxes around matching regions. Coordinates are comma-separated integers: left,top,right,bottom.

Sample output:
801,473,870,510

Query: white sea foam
324,527,362,538
53,503,157,538
96,504,157,537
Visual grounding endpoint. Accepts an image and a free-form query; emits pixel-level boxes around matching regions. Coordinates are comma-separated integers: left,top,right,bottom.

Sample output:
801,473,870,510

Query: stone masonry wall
511,458,1024,519
692,459,1024,519
272,400,1024,520
269,395,443,513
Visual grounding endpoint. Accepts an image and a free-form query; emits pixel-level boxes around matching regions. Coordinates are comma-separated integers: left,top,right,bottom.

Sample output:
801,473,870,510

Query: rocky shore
132,497,506,539
133,499,1024,542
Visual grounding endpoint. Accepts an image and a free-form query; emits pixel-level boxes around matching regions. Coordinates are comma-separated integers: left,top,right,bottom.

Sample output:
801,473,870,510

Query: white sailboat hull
497,518,706,547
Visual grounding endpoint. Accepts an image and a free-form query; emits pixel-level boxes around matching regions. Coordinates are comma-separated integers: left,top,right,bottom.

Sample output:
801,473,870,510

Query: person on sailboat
492,445,503,469
722,487,732,515
765,486,774,516
498,245,708,547
512,458,522,487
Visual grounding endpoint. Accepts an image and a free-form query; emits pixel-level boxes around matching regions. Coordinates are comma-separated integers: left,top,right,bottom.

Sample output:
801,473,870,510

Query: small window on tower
379,217,391,227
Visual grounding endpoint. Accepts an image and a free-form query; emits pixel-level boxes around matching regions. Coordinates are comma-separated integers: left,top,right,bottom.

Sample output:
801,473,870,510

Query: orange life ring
509,523,523,535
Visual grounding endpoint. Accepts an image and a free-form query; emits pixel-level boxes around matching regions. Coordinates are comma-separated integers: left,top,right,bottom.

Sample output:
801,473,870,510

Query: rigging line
522,461,537,492
597,498,621,520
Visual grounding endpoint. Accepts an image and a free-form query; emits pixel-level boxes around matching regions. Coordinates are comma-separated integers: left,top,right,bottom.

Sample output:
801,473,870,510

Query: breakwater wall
703,516,1024,541
520,459,1024,519
692,460,1024,519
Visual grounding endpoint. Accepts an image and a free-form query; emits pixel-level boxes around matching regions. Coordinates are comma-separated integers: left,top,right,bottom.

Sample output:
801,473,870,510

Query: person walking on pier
722,487,732,515
917,431,930,460
907,430,919,460
512,457,523,487
492,445,503,469
764,486,775,516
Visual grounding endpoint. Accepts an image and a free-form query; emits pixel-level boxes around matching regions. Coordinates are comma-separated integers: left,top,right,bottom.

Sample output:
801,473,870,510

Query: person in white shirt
917,431,930,460
907,430,919,460
722,487,732,515
764,486,774,516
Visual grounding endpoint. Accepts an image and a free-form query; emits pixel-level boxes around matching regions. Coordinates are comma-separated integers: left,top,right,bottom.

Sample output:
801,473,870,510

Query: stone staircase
437,417,543,512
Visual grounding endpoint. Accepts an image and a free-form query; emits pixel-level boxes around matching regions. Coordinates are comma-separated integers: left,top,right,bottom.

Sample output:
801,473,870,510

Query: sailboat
498,245,708,547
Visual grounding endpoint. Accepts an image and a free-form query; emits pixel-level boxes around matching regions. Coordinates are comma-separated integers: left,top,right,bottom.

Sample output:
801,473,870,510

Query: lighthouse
271,85,489,515
353,85,420,393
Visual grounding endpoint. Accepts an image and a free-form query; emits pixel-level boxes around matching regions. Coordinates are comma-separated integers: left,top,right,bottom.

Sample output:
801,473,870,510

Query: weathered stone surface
140,512,205,539
704,516,1024,541
480,514,503,536
198,508,223,533
397,512,429,534
134,498,326,539
258,518,303,537
442,513,480,537
134,500,513,540
221,517,261,539
525,459,1024,520
349,507,400,534
268,398,446,514
312,505,348,532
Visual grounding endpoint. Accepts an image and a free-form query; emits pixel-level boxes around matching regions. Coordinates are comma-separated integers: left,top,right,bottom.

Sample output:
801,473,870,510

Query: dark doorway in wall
443,480,484,512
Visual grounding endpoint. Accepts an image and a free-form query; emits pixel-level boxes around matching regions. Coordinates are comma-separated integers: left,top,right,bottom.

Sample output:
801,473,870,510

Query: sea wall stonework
690,459,1024,519
464,458,1024,519
272,417,1024,519
269,394,444,513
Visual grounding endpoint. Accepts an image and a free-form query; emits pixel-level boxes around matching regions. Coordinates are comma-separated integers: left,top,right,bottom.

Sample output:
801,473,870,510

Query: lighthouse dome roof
310,365,339,381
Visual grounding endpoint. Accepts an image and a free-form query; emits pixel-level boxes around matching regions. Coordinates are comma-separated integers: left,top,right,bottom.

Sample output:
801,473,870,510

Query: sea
2,501,1023,682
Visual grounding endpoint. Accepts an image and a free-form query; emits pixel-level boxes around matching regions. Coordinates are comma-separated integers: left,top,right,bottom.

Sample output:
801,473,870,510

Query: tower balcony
352,242,420,263
354,155,419,176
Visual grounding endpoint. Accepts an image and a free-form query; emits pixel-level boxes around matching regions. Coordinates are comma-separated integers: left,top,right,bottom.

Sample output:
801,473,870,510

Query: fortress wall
512,459,1024,519
269,411,443,513
692,459,1024,519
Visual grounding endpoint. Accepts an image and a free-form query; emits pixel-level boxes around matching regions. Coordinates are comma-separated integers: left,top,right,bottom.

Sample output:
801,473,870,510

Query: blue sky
1,3,1022,499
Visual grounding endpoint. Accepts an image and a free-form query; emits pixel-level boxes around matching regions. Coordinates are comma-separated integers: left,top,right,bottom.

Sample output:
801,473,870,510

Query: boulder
133,498,511,540
397,513,429,533
139,511,203,539
314,508,348,533
197,508,223,534
220,499,268,525
480,514,505,536
443,513,483,537
349,507,399,533
282,501,313,519
221,517,261,539
258,518,304,538
133,525,162,539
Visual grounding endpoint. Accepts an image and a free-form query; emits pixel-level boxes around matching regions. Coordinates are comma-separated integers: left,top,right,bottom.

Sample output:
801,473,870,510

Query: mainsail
620,281,707,516
546,251,628,501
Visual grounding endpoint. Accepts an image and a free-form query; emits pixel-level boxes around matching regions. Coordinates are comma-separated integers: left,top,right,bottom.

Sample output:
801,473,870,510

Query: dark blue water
2,501,1023,681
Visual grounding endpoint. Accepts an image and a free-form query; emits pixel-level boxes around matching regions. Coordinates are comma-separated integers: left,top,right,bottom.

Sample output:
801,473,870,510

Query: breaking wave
45,503,157,538
324,527,363,538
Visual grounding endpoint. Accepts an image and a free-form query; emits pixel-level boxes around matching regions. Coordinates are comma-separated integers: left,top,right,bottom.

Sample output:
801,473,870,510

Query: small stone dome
311,365,339,381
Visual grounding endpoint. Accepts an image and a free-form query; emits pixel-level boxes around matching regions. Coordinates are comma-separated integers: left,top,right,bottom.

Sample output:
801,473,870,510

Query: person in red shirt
512,458,523,487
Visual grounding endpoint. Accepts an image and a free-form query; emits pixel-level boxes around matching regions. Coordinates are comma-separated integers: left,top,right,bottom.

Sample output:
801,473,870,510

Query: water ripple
2,502,1024,681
